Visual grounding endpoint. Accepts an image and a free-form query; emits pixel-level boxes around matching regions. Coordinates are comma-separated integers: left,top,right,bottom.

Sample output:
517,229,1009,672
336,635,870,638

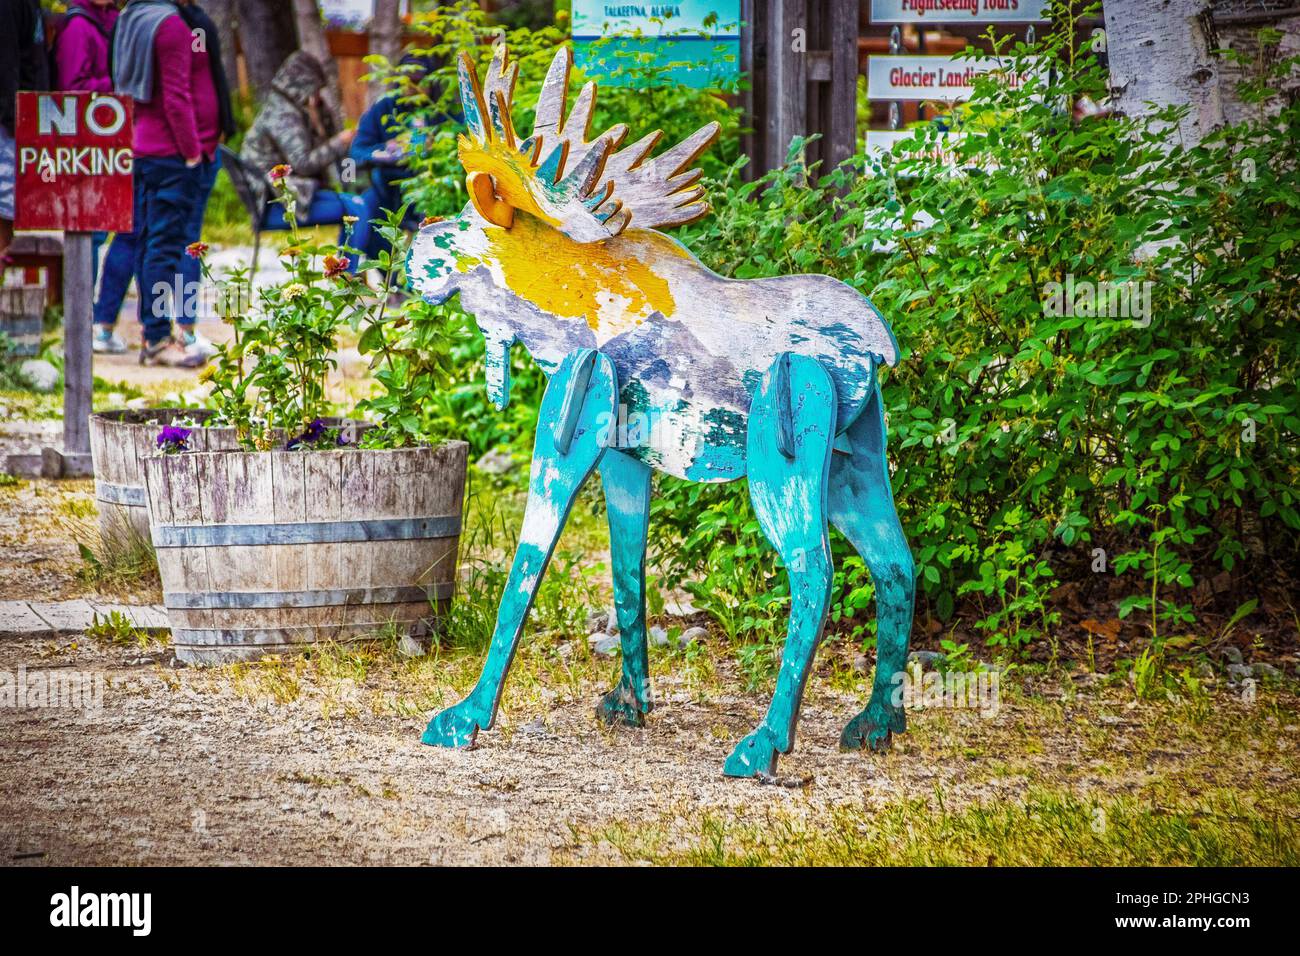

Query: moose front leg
724,354,837,778
595,449,654,727
422,349,618,749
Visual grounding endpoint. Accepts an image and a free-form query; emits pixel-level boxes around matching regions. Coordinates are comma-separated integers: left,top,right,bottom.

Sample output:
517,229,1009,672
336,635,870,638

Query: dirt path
0,480,1295,866
2,626,1296,866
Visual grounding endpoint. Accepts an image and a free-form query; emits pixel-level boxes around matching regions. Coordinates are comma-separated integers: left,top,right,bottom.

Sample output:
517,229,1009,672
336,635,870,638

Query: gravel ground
2,627,1296,865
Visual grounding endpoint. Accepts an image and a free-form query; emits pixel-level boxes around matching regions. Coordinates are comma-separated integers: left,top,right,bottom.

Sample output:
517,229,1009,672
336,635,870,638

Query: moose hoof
421,702,482,749
723,726,782,778
595,681,648,728
840,704,906,752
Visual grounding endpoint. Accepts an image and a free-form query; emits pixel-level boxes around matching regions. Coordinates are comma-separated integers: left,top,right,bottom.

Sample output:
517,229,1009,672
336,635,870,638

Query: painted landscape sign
13,91,133,233
870,0,1049,22
571,1,740,89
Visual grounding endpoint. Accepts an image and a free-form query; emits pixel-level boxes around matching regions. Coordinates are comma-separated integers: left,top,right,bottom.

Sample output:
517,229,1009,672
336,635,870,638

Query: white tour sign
867,54,1038,100
870,0,1049,22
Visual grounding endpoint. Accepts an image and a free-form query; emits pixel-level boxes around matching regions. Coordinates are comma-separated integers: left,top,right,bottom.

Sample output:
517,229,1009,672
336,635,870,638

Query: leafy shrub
668,14,1299,652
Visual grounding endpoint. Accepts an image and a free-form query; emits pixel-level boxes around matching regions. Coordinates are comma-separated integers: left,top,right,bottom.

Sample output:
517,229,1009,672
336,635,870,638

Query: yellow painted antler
456,45,720,241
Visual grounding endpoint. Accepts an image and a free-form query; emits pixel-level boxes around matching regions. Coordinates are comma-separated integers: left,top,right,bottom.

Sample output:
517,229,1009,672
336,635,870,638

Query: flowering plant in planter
155,424,192,454
188,170,457,451
141,176,470,665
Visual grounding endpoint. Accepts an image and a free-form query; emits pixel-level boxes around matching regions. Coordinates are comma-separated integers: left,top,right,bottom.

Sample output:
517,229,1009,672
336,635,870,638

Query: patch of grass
0,375,146,421
75,525,160,595
226,655,309,707
85,611,155,649
583,787,1300,866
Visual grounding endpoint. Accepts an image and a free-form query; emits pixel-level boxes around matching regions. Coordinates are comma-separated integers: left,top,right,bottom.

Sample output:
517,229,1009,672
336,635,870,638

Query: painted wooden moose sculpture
409,45,915,777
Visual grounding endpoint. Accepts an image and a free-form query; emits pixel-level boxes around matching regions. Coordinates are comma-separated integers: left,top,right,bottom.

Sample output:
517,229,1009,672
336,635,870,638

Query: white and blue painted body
408,203,898,482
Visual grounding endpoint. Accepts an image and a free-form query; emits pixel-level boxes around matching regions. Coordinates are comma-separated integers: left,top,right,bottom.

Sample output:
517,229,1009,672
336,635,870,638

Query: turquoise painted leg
595,449,654,727
723,353,837,778
422,349,617,748
829,380,915,752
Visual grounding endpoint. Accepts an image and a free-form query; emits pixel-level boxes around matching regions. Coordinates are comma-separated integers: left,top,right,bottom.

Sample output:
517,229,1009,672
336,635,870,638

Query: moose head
409,45,722,410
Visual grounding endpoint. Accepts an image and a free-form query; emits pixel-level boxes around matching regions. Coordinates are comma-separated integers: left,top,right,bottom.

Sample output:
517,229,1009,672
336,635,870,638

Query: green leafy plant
659,5,1298,657
195,176,453,450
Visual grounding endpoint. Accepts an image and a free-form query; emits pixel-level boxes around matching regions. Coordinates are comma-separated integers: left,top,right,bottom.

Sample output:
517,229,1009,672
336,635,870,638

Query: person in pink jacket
54,0,119,93
108,0,221,366
54,0,120,317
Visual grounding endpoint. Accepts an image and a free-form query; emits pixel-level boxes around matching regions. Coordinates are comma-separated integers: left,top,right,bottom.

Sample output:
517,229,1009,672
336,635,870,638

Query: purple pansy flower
286,418,327,450
156,425,192,452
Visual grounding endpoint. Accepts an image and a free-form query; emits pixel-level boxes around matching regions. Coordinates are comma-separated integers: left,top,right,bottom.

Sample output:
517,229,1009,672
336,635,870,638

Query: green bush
667,16,1299,651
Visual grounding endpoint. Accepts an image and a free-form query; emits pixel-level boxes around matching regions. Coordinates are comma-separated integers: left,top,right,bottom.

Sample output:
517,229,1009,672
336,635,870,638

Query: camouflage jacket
239,51,344,210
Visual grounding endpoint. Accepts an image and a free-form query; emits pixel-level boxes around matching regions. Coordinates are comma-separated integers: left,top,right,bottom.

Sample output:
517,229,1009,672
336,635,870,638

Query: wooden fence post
747,0,859,179
52,231,93,477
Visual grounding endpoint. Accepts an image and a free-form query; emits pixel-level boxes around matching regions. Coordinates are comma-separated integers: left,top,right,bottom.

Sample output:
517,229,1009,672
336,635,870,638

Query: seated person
240,51,370,269
349,51,455,261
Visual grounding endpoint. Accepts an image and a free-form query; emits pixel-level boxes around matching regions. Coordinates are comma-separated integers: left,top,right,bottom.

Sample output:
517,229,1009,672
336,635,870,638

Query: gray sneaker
139,337,206,368
93,326,127,354
178,327,218,360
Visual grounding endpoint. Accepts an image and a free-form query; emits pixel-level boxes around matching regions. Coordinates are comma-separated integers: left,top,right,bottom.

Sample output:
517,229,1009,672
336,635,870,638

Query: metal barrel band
94,479,147,507
171,622,437,647
151,515,462,548
165,583,455,610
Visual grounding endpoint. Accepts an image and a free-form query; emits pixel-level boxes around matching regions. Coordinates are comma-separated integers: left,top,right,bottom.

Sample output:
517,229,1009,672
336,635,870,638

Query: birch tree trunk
370,0,405,103
291,0,344,128
1104,0,1224,147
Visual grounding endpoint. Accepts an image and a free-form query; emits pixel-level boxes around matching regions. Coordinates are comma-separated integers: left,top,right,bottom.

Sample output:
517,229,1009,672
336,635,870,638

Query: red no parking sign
13,91,134,233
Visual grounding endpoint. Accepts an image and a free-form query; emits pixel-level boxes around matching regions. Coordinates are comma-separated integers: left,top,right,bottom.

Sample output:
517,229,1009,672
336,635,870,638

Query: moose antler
457,45,720,241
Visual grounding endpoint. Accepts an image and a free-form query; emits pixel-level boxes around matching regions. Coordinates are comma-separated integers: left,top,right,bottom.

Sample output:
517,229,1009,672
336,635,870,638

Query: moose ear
468,172,515,229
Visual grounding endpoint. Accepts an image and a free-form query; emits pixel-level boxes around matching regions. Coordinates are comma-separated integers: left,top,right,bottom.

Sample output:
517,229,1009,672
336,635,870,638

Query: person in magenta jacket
54,0,119,93
94,0,233,359
55,0,119,325
106,0,225,366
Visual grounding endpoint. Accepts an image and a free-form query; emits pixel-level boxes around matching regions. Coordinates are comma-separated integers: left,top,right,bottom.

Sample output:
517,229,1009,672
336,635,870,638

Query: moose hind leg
829,384,915,752
595,449,655,727
422,350,617,749
723,354,837,778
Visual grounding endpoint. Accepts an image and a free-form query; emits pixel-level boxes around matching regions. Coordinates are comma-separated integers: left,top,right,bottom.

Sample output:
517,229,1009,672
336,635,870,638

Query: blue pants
363,170,422,261
95,154,220,334
262,190,375,272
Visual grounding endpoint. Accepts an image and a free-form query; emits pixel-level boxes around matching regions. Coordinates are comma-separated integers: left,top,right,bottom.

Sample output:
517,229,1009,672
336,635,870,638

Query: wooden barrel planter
142,442,469,665
0,284,45,356
90,409,224,549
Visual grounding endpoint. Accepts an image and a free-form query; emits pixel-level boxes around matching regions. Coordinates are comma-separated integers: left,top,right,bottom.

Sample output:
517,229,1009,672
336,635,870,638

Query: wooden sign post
409,46,915,779
14,91,134,477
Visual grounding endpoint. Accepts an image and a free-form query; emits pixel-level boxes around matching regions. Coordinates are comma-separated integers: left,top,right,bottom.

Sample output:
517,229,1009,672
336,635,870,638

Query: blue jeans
363,169,422,260
179,153,221,315
132,156,202,345
262,190,375,272
95,155,219,332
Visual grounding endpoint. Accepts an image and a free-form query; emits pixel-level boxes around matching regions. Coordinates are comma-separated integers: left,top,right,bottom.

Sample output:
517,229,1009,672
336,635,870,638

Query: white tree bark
1104,0,1225,147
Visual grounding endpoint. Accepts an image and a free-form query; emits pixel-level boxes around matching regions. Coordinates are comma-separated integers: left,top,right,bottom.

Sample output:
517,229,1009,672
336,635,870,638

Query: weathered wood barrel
143,443,469,664
0,284,45,356
90,409,224,549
